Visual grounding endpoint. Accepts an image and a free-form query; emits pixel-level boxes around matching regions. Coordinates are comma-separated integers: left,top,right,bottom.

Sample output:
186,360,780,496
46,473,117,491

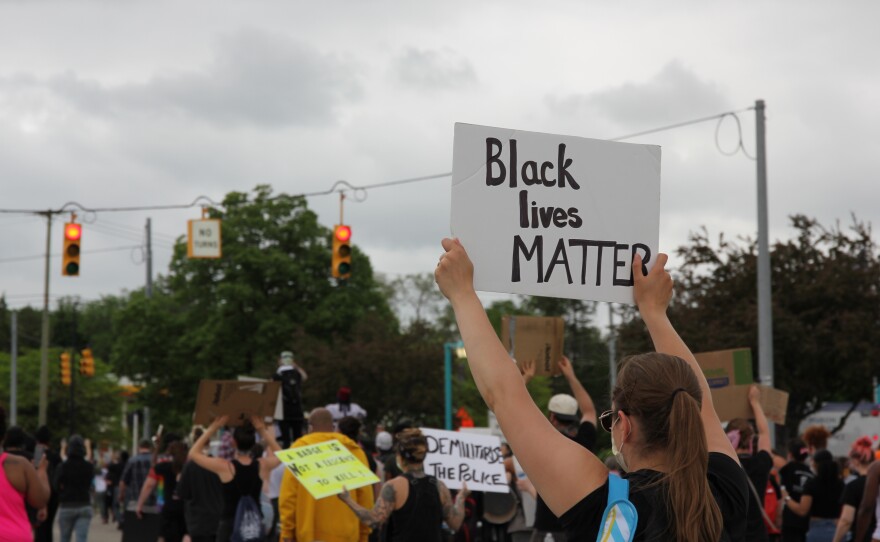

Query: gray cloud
2,29,362,128
393,47,477,90
546,60,730,128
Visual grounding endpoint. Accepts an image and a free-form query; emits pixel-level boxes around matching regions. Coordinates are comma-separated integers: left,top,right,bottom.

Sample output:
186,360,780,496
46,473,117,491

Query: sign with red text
421,427,509,494
451,123,661,304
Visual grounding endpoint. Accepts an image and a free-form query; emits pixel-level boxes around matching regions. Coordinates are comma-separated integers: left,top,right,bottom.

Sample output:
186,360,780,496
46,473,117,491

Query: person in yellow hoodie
280,407,374,542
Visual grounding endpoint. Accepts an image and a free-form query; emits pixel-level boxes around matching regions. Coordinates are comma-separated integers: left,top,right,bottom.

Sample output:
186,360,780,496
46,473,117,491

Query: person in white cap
272,350,308,448
522,356,597,541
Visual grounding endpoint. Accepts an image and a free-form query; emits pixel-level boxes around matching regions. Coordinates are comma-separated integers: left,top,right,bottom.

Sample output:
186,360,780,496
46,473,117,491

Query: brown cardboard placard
193,380,281,427
710,384,789,425
500,315,564,376
694,348,754,389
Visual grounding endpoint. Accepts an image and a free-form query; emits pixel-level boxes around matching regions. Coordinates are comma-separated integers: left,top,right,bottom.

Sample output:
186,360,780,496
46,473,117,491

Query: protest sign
500,315,564,376
275,439,379,500
193,380,280,427
694,348,754,388
712,384,789,426
451,123,661,304
421,427,509,493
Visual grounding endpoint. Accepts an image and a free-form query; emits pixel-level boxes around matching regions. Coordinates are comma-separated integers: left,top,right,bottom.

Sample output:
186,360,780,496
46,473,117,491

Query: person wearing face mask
435,240,749,541
725,389,773,542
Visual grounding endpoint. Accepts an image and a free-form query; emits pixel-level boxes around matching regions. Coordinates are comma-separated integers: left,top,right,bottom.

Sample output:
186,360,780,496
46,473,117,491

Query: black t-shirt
177,461,223,537
561,452,748,541
54,456,95,506
107,461,125,487
803,475,844,519
533,421,597,532
842,475,872,542
779,460,813,532
152,462,184,513
740,451,773,542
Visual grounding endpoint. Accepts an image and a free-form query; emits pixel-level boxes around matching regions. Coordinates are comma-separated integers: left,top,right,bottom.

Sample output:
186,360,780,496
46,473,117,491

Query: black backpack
230,495,264,542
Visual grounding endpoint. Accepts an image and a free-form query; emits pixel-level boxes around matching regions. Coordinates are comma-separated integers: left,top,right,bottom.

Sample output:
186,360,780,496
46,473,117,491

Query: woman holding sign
338,428,470,542
434,238,748,542
188,415,281,542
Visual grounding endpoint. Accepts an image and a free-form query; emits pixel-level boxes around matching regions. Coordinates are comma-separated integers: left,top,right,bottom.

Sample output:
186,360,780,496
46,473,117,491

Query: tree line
1,186,877,449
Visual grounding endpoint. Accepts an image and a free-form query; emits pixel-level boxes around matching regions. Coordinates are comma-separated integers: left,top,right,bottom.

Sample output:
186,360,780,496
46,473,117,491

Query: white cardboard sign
451,123,661,305
420,427,509,494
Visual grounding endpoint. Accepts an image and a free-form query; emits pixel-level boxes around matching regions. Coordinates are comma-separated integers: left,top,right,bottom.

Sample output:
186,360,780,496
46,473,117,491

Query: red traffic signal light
331,224,352,279
62,222,82,276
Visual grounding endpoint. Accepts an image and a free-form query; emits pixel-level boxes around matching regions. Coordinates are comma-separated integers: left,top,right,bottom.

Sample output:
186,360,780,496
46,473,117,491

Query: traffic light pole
38,211,53,427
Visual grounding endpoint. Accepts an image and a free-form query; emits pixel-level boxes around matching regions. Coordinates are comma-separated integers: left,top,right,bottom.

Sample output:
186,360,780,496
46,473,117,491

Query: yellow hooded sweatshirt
279,432,374,542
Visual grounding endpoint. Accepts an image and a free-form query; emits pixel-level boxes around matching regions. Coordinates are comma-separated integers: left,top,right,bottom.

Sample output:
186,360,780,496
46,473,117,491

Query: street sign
187,219,222,259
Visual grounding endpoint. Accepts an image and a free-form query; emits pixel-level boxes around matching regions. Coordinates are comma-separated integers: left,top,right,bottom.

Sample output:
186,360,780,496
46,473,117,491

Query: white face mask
611,416,630,472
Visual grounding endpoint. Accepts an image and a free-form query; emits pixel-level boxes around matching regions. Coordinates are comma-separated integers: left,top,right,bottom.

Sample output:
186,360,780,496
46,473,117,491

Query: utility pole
143,218,152,439
38,211,53,426
10,311,18,426
145,218,153,298
755,100,775,443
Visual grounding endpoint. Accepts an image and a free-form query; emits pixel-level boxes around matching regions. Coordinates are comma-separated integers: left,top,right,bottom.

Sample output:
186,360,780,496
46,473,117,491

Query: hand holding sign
633,253,672,318
435,238,475,304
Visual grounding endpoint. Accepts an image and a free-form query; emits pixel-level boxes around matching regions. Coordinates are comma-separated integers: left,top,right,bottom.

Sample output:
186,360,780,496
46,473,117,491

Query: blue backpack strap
596,473,638,542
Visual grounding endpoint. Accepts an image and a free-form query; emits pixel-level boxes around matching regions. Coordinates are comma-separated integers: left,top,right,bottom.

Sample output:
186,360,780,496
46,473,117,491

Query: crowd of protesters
5,250,880,542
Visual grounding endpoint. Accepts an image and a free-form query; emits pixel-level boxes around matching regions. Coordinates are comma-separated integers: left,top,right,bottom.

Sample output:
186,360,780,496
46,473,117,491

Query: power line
0,106,755,216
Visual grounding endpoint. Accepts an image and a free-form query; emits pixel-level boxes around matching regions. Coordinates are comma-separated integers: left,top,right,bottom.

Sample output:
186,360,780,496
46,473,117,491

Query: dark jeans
278,418,304,448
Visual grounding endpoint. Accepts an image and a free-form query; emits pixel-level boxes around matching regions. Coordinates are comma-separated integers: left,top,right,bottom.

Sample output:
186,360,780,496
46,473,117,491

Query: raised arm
749,385,771,453
438,481,469,531
187,416,234,482
856,462,880,542
435,238,606,516
558,356,596,426
633,253,738,463
252,415,282,479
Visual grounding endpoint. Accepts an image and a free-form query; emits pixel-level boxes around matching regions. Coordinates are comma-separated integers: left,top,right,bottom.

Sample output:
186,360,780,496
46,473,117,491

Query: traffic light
62,222,82,276
60,352,72,386
331,225,352,279
80,348,95,377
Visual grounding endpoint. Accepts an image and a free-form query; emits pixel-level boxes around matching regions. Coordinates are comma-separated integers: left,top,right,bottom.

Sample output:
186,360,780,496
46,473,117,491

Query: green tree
110,186,397,428
616,215,880,437
0,348,124,443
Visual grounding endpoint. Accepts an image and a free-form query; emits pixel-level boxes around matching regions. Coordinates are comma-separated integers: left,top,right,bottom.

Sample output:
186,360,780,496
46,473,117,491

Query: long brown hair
613,353,723,542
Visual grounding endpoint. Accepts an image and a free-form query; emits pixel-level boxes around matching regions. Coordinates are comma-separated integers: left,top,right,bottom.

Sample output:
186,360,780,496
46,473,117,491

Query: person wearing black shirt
187,415,281,542
435,244,748,541
53,435,95,542
784,449,844,542
726,388,774,542
522,355,597,542
339,428,470,541
832,437,874,542
273,351,308,449
779,439,813,542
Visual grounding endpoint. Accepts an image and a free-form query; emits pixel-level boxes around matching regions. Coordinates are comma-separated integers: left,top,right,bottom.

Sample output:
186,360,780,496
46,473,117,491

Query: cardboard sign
421,427,509,494
275,439,379,500
711,384,789,426
500,315,564,376
193,380,280,427
451,123,661,304
187,219,222,258
694,348,754,388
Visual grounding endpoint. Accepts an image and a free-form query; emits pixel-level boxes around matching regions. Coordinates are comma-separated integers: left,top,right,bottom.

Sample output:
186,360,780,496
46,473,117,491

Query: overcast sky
1,1,878,324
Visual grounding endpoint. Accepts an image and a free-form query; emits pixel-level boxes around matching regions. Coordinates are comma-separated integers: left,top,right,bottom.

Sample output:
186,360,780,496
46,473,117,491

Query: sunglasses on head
599,409,621,433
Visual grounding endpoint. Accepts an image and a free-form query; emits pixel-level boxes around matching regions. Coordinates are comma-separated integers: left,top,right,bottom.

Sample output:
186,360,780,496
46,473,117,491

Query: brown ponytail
614,354,723,542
